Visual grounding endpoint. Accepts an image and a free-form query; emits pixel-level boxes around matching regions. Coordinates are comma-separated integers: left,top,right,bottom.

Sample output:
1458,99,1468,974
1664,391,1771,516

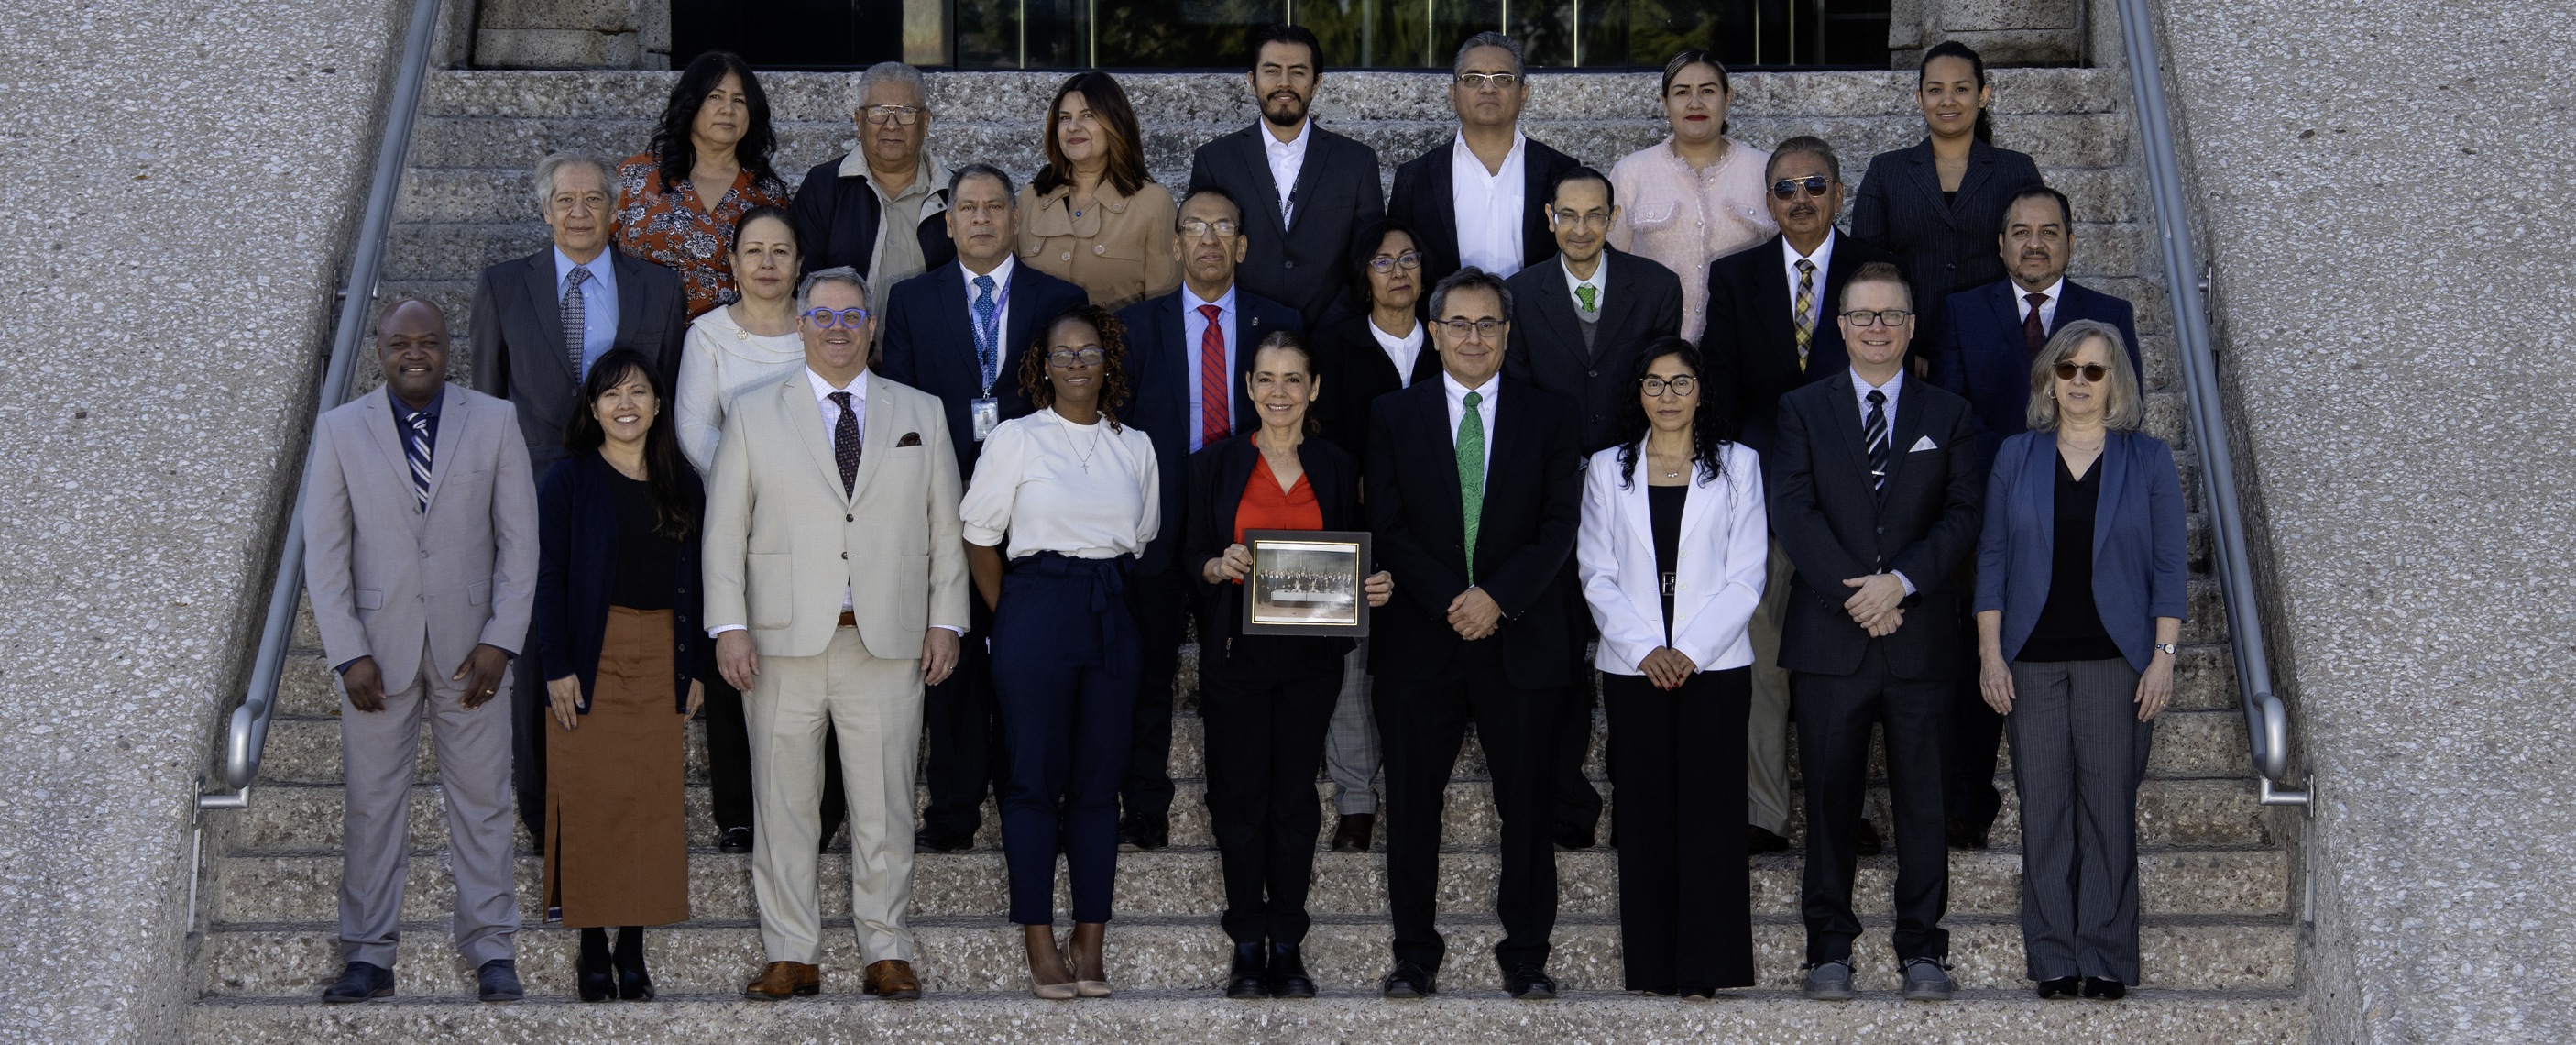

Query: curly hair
651,51,780,193
1613,337,1732,490
1016,304,1134,432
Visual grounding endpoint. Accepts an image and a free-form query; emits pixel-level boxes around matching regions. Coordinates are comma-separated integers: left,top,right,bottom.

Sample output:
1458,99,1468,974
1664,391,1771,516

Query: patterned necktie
562,265,592,379
1197,303,1229,446
1793,259,1817,371
1863,389,1890,495
2022,292,2051,358
403,410,433,512
971,274,1001,390
828,390,861,498
1575,284,1598,314
1457,390,1485,583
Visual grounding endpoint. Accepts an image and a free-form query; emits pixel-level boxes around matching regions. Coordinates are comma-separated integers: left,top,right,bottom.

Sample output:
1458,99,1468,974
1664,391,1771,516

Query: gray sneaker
1802,960,1858,1000
1901,958,1956,1001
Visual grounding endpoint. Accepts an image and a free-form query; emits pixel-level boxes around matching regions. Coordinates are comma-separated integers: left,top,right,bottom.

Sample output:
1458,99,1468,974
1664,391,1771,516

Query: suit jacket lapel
1814,238,1865,376
937,265,984,392
1879,378,1928,494
422,388,469,512
1954,140,1998,217
1420,148,1458,269
1520,146,1555,266
1282,130,1329,235
1595,251,1644,356
849,375,894,504
1529,259,1586,364
1905,145,1955,228
2094,432,2128,558
1824,370,1873,494
786,378,846,502
610,247,645,346
1218,438,1259,541
522,251,573,381
1620,442,1657,567
1754,237,1797,370
1478,387,1528,566
363,389,425,534
1418,388,1466,554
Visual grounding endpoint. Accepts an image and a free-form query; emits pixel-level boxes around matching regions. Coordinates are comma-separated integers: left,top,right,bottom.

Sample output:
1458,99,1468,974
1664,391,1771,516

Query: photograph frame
1239,529,1372,637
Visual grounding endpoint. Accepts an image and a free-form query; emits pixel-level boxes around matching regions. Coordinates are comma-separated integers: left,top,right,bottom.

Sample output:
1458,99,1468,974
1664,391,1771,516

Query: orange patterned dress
612,153,792,319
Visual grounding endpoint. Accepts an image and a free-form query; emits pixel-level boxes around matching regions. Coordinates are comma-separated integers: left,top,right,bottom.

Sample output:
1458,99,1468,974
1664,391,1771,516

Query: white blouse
1606,137,1777,344
960,409,1160,560
676,303,806,476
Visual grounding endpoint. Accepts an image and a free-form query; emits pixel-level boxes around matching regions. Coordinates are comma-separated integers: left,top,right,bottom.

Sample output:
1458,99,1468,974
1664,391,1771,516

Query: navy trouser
990,553,1139,925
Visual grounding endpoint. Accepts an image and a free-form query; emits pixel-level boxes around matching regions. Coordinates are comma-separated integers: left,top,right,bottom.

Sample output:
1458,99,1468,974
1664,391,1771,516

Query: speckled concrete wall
2153,1,2576,1040
0,0,413,1040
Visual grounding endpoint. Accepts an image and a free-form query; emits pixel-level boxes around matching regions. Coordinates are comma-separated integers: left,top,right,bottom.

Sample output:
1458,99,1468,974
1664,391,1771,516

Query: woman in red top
1185,331,1391,1000
614,51,793,318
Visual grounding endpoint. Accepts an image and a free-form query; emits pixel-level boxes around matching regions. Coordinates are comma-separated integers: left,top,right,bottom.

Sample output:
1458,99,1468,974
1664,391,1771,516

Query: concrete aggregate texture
0,0,413,1041
2153,0,2576,1040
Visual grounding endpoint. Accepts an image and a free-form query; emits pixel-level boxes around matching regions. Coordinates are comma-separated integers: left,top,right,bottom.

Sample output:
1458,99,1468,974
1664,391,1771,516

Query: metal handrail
2114,0,2309,808
200,0,447,809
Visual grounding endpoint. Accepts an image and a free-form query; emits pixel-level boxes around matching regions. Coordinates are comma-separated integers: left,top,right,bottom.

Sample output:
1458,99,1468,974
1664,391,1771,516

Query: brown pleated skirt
544,606,690,928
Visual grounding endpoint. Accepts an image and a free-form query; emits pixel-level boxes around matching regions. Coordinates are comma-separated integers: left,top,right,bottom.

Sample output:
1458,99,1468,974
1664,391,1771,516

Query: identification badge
970,397,1000,441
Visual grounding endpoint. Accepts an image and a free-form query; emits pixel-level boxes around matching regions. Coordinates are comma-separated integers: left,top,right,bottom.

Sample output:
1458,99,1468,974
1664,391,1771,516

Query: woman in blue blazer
532,348,711,1002
1972,320,2185,1002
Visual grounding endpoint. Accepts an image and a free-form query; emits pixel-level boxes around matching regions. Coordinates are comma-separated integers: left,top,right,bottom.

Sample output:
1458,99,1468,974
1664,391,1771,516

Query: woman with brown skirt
533,346,709,1001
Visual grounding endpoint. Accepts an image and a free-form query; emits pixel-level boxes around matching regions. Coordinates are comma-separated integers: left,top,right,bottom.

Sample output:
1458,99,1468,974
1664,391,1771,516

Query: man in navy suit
1114,184,1304,849
1185,24,1386,328
877,162,1090,852
1387,32,1582,291
1927,183,2141,849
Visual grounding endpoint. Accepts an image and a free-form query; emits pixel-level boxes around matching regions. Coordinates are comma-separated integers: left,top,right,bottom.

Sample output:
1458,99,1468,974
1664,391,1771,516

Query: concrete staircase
184,68,2306,1042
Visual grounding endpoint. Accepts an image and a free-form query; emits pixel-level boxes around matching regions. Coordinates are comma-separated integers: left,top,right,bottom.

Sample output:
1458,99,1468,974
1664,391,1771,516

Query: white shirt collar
1782,227,1837,270
1264,118,1309,156
1451,129,1528,183
962,252,1016,291
808,366,870,403
1562,252,1608,315
2014,275,2067,317
1442,368,1498,401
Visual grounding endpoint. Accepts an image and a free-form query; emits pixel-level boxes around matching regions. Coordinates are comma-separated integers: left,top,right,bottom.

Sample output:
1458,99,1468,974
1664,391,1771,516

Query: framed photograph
1240,529,1371,637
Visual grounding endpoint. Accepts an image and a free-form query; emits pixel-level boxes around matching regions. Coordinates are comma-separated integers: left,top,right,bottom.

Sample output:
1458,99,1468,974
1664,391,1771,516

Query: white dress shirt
1264,119,1310,224
1442,370,1499,477
1780,227,1837,333
554,246,620,378
1849,366,1915,596
959,409,1161,560
962,254,1017,394
1369,316,1425,387
2015,275,2066,332
1181,282,1239,451
1450,130,1528,277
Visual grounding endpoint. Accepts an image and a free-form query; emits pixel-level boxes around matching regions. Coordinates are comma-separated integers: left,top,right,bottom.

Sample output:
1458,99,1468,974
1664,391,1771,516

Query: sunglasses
2054,362,2110,382
1770,175,1835,200
802,307,872,329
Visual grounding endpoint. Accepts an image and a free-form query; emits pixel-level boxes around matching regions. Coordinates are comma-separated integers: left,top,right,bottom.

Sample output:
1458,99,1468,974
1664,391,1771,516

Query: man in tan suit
705,265,970,1001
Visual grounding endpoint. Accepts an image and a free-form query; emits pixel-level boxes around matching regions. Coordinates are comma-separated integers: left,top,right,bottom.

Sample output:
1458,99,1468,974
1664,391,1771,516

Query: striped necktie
1793,259,1817,371
562,265,592,379
971,274,1000,390
1198,304,1229,446
403,410,433,512
1863,389,1890,495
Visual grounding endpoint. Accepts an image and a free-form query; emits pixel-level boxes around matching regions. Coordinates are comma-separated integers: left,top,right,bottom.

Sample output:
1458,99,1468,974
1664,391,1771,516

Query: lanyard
972,269,1016,395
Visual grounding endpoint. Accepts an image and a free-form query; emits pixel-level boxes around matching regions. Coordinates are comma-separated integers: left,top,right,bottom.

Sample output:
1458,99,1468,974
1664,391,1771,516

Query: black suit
1365,375,1582,972
1187,122,1386,327
1701,231,1903,465
1113,285,1304,828
1770,370,1980,967
1388,134,1583,289
1851,138,2045,352
1310,311,1441,472
467,243,685,840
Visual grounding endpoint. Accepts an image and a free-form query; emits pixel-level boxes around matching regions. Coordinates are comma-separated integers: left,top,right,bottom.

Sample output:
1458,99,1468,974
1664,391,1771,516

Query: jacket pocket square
896,432,923,447
1908,435,1938,452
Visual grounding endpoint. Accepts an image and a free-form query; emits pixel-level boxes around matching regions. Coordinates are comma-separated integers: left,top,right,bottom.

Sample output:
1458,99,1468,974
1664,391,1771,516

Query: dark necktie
403,410,433,512
1864,389,1890,495
2022,292,2050,358
1198,303,1229,447
1793,259,1817,371
563,266,592,379
828,390,861,497
971,274,1000,390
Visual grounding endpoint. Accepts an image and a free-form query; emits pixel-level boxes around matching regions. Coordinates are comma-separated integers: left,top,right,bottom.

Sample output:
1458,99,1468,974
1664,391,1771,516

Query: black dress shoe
1552,824,1595,851
1381,960,1436,998
1117,816,1168,852
2082,977,2127,1000
320,961,393,1004
1945,815,1990,851
477,959,523,1003
1748,825,1792,853
1266,942,1315,999
1223,941,1267,999
915,826,973,853
1855,819,1884,857
1503,963,1557,999
614,941,655,1001
577,954,616,1002
2036,976,2082,999
1331,813,1376,853
718,826,753,853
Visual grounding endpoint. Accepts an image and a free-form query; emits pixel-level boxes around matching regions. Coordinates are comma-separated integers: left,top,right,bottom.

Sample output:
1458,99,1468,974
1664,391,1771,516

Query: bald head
376,298,451,411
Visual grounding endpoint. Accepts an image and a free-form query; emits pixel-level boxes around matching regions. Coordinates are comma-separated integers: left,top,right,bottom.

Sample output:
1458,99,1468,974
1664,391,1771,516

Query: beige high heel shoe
1063,943,1113,998
1027,927,1078,999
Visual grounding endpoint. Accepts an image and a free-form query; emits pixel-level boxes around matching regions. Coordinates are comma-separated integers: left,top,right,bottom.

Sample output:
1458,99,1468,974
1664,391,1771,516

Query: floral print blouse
612,153,793,319
1606,137,1778,345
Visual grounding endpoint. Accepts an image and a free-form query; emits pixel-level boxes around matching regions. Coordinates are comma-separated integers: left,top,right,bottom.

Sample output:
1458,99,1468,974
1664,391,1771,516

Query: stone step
218,773,2281,858
196,912,2293,998
210,845,2287,927
185,990,2308,1045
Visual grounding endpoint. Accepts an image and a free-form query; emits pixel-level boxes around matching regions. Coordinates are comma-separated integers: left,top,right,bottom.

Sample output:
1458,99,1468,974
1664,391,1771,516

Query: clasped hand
1841,573,1907,636
1447,587,1501,640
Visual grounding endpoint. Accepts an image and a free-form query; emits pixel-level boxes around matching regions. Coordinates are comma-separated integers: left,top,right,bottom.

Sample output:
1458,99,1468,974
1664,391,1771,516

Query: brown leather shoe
742,961,820,1000
863,959,922,1000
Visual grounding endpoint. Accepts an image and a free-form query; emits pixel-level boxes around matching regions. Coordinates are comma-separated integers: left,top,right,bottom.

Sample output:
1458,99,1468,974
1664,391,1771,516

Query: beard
1263,94,1309,128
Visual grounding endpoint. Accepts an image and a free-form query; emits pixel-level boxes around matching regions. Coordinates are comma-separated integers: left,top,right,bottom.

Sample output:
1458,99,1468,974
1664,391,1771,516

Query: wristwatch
2154,642,2179,656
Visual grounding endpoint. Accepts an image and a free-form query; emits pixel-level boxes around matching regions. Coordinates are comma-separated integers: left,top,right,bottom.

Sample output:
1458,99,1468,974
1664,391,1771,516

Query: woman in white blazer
1576,336,1768,998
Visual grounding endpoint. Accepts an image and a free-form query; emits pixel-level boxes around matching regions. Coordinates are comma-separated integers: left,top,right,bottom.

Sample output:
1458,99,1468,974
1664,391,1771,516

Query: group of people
301,23,2184,1007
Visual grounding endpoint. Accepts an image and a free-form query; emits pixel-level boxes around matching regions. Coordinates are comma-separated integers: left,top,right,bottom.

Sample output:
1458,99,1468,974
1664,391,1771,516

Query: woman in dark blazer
532,347,710,1002
1188,330,1392,1000
1853,39,2044,365
1310,218,1442,466
1973,320,2186,1002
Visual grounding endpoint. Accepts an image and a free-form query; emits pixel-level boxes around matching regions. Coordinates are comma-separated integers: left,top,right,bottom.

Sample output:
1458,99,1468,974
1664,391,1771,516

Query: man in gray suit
304,298,538,1004
470,151,687,837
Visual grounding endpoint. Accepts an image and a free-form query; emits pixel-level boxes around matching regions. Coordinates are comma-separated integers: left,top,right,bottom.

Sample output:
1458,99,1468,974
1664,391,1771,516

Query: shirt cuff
707,624,746,637
1891,570,1916,597
934,624,967,636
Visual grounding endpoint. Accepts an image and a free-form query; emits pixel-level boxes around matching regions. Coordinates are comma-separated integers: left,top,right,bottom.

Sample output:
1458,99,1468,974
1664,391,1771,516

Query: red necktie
1198,303,1229,446
2022,292,2050,358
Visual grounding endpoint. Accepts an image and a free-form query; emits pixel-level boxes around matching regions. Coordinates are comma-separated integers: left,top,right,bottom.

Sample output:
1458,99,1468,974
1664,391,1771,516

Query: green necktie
1457,390,1485,583
1575,284,1597,314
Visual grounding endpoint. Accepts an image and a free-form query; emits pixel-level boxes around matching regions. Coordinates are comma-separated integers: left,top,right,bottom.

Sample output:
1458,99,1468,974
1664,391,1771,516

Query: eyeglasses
1366,250,1423,274
802,307,872,329
1770,175,1836,200
1434,317,1505,339
1046,347,1108,368
1550,211,1612,231
2053,362,2110,382
1455,72,1521,91
1840,309,1913,327
1640,375,1698,398
1178,218,1241,239
861,104,926,126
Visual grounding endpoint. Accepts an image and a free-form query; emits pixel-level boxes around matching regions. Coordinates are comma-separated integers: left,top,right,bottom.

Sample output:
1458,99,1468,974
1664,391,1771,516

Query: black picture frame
1239,529,1371,637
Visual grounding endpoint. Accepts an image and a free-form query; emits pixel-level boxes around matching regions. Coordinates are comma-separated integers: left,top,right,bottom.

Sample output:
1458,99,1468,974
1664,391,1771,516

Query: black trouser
1794,642,1952,965
1605,668,1756,992
512,652,547,838
918,600,1001,840
1554,568,1606,840
1943,562,2005,833
1202,666,1341,945
1119,566,1189,825
1376,641,1559,971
